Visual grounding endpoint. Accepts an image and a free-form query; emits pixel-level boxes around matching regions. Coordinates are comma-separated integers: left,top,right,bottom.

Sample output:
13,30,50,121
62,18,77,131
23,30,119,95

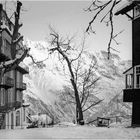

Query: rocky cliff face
23,40,131,123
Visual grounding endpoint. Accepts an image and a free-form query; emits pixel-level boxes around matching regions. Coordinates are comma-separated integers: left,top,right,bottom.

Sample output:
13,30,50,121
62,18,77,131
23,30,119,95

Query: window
136,74,140,88
126,74,133,89
23,108,26,121
8,88,13,103
134,6,140,18
16,90,22,102
136,66,140,88
136,66,140,74
16,111,20,126
7,89,12,103
0,88,5,106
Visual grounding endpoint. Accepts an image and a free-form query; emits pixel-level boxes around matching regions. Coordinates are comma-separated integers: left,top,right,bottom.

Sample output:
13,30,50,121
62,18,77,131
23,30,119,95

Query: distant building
0,3,29,129
31,114,53,126
115,0,140,126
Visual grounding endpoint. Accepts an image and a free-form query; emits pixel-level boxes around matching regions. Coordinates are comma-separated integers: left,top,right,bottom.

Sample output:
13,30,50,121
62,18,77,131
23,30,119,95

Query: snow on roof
123,67,133,74
115,0,140,15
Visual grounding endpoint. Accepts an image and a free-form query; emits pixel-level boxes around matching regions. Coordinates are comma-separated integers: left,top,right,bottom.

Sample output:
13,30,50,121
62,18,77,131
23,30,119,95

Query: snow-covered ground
0,126,140,139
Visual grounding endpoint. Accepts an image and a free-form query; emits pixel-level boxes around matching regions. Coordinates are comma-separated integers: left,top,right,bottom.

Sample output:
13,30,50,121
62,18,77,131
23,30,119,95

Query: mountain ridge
23,40,131,123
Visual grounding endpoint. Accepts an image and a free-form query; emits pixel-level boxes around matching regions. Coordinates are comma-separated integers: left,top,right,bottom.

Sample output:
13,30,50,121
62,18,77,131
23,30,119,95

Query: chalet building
115,0,140,126
0,3,29,129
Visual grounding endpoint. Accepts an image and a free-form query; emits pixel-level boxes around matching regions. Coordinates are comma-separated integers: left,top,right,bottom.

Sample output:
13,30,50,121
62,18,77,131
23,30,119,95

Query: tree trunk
71,79,84,125
12,1,22,59
76,106,78,123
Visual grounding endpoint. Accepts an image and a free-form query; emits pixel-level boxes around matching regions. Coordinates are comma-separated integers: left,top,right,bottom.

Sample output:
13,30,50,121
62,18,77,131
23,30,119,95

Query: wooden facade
115,1,140,127
0,3,29,129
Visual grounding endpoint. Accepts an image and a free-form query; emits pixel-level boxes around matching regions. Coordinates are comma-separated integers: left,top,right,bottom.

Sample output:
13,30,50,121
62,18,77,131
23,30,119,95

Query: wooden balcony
0,102,14,112
0,32,12,62
8,101,22,109
0,104,7,113
13,101,22,109
16,82,26,91
0,76,14,88
0,101,22,112
123,88,140,102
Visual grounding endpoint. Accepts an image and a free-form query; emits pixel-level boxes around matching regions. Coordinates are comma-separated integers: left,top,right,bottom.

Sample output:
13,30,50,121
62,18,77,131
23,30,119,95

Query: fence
87,115,132,127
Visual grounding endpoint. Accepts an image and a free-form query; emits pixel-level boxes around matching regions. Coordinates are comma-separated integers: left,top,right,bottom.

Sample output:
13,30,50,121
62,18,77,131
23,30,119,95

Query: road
0,126,140,139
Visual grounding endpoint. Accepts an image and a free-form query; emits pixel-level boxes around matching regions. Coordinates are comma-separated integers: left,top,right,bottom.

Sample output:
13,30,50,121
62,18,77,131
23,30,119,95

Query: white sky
3,0,132,60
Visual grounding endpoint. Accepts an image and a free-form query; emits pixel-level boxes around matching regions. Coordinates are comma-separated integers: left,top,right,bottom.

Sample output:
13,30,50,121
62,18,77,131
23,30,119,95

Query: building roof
16,63,29,74
23,103,30,108
123,66,133,74
115,0,140,15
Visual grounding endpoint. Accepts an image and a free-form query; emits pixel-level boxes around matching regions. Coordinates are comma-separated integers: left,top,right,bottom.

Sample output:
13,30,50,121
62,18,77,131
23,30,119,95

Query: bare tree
0,1,29,83
59,56,103,122
78,57,102,112
85,0,125,59
49,27,102,125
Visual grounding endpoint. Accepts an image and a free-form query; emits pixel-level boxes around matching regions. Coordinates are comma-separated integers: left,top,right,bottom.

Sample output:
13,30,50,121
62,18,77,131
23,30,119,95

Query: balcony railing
0,76,14,88
16,82,26,90
136,84,140,89
126,85,133,89
126,82,140,89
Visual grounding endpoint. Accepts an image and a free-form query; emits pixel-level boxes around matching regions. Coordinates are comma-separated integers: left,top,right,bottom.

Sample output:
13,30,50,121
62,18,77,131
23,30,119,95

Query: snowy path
0,126,140,139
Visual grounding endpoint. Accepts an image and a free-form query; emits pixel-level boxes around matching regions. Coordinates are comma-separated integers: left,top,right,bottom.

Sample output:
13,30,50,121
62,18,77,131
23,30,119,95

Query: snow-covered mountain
22,40,131,123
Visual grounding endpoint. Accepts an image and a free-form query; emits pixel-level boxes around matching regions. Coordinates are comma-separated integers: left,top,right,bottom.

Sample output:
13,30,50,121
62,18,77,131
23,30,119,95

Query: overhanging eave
115,1,140,16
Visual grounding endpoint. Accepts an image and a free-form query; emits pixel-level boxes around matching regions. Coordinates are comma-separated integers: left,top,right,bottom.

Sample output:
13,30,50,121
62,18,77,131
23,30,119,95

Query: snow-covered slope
22,40,131,123
95,50,131,102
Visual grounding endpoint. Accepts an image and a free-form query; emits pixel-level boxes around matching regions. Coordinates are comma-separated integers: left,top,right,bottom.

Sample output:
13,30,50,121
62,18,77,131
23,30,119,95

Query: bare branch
107,0,117,59
74,59,82,85
5,48,29,72
0,48,29,82
86,0,123,59
27,53,48,68
81,90,90,108
71,38,85,63
82,99,103,112
86,0,112,33
18,23,23,29
110,47,120,53
113,29,124,39
13,35,23,44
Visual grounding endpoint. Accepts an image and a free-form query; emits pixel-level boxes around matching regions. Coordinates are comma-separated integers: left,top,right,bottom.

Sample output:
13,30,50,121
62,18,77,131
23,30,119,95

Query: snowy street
0,126,140,139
